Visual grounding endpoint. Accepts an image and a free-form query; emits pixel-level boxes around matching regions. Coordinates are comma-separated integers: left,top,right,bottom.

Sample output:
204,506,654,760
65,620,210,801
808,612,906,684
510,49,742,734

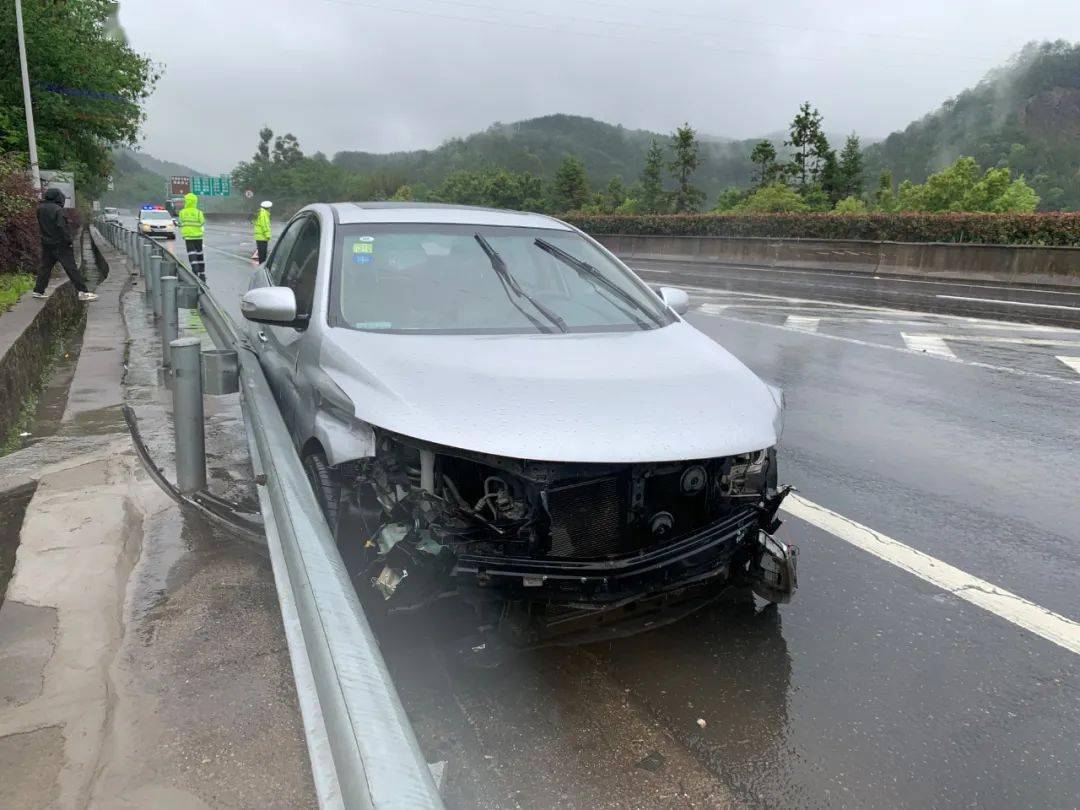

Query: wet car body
241,202,796,644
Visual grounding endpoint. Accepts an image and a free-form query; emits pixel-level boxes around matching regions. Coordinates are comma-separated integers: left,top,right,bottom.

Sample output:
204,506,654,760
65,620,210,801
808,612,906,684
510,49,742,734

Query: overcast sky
120,0,1080,174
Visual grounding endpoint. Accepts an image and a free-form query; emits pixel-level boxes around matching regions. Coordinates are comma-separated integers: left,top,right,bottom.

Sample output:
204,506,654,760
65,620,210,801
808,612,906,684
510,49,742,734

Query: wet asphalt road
148,219,1079,808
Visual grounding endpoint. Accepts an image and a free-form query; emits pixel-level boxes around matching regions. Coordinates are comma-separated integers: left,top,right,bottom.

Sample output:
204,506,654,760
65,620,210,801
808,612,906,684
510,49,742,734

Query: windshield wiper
533,238,662,329
474,233,568,333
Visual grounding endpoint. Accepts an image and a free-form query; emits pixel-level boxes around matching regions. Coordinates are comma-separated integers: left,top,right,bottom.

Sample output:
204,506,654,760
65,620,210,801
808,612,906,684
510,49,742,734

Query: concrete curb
0,279,78,441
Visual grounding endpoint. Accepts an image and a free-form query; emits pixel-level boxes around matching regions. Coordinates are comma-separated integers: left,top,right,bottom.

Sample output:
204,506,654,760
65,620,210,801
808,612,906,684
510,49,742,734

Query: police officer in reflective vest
254,200,272,264
178,193,206,280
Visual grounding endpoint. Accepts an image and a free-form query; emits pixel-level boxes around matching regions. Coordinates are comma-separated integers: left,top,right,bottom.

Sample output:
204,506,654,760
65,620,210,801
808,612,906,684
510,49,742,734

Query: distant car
138,206,176,239
102,206,121,223
240,202,796,645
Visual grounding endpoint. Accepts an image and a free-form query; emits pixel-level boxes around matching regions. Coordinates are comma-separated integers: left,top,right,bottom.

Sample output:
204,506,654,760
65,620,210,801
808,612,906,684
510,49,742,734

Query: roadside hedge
562,213,1080,247
0,154,39,276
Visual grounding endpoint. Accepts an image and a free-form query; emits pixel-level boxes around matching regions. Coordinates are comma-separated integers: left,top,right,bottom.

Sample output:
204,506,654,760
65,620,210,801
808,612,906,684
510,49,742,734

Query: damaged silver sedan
241,202,796,645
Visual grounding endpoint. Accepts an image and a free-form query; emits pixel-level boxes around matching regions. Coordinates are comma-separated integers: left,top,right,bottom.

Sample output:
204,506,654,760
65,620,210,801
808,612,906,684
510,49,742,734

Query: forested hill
332,114,762,198
864,41,1080,210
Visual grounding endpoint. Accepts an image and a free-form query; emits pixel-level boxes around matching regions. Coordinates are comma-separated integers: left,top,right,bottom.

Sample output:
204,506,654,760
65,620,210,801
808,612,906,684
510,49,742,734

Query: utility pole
14,0,41,193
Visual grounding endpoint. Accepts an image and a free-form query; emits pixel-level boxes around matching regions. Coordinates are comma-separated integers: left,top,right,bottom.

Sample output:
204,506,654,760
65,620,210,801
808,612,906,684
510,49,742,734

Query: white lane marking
1057,356,1080,376
907,334,1080,347
901,333,957,358
693,311,1080,386
936,294,1080,312
785,315,820,333
633,261,1080,298
781,494,1080,656
680,286,1067,329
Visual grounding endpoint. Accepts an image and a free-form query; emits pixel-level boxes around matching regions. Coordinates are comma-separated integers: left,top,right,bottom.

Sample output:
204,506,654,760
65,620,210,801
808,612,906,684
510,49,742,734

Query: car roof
329,201,573,230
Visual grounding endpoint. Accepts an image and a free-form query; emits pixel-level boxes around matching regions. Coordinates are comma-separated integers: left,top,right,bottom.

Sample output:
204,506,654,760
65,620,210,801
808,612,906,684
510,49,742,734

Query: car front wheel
302,449,339,530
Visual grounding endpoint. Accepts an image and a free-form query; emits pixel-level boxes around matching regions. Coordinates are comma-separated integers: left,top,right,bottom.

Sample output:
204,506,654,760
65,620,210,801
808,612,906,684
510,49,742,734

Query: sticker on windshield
358,235,374,242
353,253,373,264
352,241,374,255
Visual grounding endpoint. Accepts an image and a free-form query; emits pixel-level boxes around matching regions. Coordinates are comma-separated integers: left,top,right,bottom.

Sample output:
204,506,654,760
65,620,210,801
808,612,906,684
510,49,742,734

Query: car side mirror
658,286,690,316
241,286,298,325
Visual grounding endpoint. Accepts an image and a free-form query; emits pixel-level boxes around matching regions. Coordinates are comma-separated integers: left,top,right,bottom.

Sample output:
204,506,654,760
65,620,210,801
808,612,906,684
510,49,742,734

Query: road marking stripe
781,494,1080,656
632,261,1080,298
936,294,1080,312
1057,356,1080,376
785,315,820,333
694,311,1080,385
679,285,1072,329
906,334,1080,347
901,332,957,358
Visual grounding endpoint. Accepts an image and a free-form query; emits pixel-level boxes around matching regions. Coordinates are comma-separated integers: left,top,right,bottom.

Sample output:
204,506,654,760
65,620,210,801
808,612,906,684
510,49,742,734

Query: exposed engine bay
330,431,796,645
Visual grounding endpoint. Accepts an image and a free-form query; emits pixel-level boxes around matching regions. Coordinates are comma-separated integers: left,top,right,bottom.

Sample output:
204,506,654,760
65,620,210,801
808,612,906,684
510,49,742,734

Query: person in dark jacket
33,188,96,302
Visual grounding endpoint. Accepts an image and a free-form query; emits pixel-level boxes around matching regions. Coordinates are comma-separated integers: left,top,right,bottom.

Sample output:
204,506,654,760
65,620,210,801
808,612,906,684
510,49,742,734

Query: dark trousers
256,240,268,264
35,242,88,294
185,238,205,277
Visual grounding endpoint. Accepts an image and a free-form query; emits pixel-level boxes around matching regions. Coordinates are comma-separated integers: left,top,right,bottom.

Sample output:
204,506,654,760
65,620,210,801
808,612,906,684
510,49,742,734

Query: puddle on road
0,484,36,605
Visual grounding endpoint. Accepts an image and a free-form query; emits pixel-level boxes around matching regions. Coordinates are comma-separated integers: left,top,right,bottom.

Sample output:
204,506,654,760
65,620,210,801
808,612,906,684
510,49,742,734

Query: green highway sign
191,175,232,197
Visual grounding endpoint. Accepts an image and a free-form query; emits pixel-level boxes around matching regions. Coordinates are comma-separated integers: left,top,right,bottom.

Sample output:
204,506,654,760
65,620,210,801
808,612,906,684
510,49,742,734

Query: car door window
265,219,304,285
279,217,321,321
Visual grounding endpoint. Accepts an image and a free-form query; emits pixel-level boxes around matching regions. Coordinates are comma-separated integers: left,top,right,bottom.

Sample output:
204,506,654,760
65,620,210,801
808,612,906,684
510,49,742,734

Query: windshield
104,207,118,214
331,224,673,334
141,210,171,221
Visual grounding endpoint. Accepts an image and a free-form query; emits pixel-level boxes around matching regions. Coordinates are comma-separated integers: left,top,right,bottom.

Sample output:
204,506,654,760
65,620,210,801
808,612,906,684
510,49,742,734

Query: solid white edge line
780,494,1080,656
631,260,1080,298
936,294,1080,312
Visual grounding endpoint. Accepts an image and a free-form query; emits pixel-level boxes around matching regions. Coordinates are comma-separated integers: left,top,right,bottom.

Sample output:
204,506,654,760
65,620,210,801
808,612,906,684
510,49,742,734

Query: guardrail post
149,250,163,318
161,276,178,368
171,337,206,494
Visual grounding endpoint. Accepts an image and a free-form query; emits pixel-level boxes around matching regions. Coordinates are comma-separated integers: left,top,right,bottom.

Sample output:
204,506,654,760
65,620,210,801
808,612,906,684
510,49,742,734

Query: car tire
303,450,340,529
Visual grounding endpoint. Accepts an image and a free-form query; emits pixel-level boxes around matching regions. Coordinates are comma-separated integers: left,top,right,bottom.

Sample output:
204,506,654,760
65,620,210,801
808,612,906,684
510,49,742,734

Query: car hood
320,322,780,463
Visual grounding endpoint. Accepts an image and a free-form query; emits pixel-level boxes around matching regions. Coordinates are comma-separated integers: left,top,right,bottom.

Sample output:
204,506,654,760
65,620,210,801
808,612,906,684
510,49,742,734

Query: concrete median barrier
593,233,1080,287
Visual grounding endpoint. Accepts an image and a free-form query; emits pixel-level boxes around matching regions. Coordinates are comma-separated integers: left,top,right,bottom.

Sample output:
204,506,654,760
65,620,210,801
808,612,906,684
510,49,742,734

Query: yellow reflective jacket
254,208,271,241
178,193,205,239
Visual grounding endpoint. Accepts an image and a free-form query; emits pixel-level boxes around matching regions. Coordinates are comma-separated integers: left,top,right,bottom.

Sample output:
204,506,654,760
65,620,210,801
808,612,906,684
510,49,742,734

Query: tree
638,139,668,213
837,134,864,198
712,187,746,211
785,102,828,191
736,183,808,213
553,155,590,211
668,124,706,213
0,0,159,198
255,127,273,163
604,176,627,212
833,195,868,213
272,133,303,166
896,156,1039,212
875,170,898,212
819,147,842,205
749,140,778,188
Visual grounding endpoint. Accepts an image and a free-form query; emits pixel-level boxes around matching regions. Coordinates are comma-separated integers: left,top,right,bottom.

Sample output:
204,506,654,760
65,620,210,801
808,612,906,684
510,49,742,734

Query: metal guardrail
96,221,444,810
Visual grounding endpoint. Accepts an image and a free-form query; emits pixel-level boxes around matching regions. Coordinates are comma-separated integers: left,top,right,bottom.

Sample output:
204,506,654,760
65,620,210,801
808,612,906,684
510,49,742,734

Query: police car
138,205,176,239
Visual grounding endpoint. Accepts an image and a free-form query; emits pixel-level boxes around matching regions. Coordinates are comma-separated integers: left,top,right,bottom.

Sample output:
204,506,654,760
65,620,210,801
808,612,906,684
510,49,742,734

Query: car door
263,214,322,433
250,217,304,421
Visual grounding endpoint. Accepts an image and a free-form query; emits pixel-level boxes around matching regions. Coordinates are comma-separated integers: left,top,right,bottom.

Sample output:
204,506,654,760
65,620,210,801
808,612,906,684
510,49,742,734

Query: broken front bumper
453,505,796,606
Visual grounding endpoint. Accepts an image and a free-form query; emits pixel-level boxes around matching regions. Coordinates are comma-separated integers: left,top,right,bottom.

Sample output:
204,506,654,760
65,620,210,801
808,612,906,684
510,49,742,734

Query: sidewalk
0,230,313,809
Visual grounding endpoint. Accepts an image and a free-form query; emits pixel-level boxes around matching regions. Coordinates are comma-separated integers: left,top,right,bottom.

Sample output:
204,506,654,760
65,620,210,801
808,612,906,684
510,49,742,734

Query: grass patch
0,273,34,314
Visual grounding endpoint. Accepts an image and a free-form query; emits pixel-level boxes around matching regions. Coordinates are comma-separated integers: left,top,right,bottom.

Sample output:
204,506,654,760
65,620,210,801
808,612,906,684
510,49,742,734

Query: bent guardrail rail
97,221,444,810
